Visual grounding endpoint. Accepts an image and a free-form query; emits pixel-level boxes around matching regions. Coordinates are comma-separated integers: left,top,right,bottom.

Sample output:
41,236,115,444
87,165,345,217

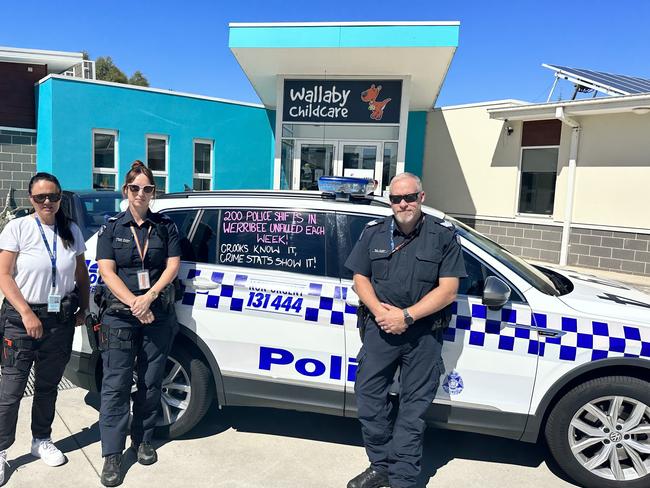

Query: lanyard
35,217,57,290
130,224,152,269
388,217,422,257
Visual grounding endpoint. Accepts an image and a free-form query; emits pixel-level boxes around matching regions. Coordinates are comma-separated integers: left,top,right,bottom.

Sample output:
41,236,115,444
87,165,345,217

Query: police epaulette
358,218,384,241
365,218,383,228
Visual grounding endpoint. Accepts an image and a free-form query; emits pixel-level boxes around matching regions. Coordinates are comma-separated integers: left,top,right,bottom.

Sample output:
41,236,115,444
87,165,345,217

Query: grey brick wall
568,228,650,276
0,128,36,208
457,217,650,277
457,217,562,263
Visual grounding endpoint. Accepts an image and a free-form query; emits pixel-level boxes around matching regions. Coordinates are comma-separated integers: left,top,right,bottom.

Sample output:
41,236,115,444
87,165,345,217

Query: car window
161,209,199,261
337,213,377,280
447,216,559,296
193,208,331,277
78,193,123,237
459,250,525,302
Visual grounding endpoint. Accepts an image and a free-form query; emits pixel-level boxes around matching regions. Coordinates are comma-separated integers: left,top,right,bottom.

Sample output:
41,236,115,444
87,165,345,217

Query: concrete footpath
3,388,576,488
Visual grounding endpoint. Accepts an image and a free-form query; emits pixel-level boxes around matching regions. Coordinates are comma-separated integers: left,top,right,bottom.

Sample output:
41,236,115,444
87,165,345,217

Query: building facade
423,96,650,276
0,46,85,206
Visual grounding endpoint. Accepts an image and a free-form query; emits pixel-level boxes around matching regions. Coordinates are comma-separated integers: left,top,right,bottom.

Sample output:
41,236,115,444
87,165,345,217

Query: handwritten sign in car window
218,209,327,276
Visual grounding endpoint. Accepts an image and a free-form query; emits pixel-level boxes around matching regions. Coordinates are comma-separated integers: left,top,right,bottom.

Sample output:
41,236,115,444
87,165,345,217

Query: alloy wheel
569,395,650,481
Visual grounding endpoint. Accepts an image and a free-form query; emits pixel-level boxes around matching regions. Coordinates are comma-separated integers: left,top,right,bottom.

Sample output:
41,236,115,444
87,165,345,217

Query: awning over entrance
229,22,459,110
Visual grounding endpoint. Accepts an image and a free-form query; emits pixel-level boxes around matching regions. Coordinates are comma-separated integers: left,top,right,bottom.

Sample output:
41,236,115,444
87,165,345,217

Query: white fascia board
229,21,460,27
488,93,650,120
435,99,528,111
0,46,83,73
0,45,83,59
38,74,265,109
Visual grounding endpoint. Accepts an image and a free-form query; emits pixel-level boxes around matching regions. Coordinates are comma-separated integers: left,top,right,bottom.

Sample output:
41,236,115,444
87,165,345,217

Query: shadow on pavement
179,402,577,486
42,392,576,487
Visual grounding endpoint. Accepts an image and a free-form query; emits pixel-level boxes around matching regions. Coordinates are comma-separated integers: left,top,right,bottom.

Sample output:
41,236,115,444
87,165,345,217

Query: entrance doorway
293,140,383,190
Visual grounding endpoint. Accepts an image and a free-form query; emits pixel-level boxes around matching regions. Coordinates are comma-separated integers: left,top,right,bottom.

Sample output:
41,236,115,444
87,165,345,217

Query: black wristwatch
403,308,414,326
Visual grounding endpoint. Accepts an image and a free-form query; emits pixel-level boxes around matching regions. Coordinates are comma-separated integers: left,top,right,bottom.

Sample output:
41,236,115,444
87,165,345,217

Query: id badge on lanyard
36,218,61,312
131,225,152,290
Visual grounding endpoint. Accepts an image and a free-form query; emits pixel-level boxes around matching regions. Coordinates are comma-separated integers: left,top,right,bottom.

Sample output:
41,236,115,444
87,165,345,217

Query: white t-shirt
0,216,86,304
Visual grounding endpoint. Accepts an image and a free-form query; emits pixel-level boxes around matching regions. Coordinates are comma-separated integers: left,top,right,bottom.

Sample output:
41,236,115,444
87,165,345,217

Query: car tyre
545,375,650,488
153,346,214,439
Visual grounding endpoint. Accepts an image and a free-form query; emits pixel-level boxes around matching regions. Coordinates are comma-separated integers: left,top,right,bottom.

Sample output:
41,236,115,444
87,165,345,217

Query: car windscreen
79,194,123,236
446,216,559,296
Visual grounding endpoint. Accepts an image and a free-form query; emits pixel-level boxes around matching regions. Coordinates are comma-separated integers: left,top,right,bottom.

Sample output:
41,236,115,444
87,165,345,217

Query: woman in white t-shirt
0,172,89,484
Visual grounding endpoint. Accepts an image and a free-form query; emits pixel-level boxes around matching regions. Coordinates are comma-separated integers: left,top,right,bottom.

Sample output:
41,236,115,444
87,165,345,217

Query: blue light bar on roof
318,176,375,197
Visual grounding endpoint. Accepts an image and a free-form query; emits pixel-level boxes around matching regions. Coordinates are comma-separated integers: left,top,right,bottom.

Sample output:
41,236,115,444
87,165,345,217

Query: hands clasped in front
375,303,408,335
130,293,155,324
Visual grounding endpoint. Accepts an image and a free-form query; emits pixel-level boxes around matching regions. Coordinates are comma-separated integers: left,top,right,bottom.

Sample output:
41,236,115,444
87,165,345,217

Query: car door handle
537,329,565,338
507,324,566,338
186,278,220,291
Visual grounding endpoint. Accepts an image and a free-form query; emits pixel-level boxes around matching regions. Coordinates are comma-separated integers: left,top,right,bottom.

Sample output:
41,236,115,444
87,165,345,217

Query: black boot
134,441,157,465
347,467,389,488
100,453,123,487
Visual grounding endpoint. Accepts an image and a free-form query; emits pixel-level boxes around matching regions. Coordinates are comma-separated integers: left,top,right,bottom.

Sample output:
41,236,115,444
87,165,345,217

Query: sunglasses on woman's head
127,184,155,194
388,192,420,204
31,193,62,204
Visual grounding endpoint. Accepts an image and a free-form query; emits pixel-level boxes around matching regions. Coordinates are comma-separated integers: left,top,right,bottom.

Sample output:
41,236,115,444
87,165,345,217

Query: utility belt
1,288,79,325
85,282,177,352
355,302,452,343
94,282,176,319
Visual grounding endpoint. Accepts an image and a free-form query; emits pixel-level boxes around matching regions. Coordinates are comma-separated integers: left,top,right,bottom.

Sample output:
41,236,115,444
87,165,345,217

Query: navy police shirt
345,214,467,327
96,208,181,294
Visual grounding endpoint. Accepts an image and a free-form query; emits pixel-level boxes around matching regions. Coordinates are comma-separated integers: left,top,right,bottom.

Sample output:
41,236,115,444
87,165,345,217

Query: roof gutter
555,106,581,266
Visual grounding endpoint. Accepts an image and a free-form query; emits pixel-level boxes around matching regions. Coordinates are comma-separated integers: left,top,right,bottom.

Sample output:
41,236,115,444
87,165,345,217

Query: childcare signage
282,79,402,124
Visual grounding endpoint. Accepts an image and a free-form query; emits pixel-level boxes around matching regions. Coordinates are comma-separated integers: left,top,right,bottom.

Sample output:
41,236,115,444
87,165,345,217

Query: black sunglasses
31,193,62,204
127,184,155,194
389,192,420,204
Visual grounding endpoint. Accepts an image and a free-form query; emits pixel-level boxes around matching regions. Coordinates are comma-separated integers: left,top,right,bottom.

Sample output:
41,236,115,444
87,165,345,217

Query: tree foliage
95,56,128,84
92,55,149,87
129,71,149,87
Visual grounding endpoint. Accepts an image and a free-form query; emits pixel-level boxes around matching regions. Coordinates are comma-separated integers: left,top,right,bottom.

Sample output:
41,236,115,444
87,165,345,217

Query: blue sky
4,0,649,106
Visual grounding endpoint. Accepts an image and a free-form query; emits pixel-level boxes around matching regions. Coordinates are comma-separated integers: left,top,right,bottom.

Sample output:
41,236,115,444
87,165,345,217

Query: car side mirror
482,276,511,310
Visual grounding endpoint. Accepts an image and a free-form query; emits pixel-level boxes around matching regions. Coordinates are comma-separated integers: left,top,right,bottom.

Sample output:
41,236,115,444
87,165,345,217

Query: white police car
66,177,650,488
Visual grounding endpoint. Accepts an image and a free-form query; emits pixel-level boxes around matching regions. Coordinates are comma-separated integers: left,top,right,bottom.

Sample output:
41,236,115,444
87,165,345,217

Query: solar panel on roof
543,64,650,96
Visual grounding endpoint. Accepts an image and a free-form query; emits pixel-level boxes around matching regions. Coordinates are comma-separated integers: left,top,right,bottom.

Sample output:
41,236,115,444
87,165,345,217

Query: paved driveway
3,388,577,487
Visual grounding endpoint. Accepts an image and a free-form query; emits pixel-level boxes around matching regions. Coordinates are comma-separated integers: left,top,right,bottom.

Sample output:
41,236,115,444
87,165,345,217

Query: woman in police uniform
0,172,89,485
96,160,181,487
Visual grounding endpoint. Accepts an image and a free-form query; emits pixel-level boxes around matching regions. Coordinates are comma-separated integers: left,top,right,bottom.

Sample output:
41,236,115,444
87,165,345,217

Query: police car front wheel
545,375,650,488
155,346,214,439
130,346,214,439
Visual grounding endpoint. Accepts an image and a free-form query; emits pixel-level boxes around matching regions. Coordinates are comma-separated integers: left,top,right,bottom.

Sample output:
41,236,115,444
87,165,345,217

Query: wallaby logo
361,84,392,121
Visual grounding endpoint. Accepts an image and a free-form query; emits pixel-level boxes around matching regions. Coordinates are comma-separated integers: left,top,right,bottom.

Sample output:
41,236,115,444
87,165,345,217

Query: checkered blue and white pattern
180,267,358,327
179,266,650,364
444,299,650,363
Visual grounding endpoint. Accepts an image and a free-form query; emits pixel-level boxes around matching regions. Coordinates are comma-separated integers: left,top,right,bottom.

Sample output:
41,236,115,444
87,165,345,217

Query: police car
65,177,650,488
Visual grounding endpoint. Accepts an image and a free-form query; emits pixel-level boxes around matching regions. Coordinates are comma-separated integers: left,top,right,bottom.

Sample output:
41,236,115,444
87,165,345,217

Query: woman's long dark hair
28,172,75,249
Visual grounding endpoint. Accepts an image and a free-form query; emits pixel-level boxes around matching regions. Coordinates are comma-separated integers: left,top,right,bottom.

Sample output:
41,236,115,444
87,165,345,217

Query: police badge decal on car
443,370,464,395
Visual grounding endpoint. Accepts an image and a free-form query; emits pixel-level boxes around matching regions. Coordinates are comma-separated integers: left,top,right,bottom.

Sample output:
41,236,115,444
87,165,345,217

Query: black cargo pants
355,319,444,488
0,308,74,451
99,310,177,457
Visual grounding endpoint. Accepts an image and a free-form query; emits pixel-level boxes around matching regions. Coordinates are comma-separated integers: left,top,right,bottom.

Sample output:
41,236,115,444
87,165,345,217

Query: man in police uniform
345,172,466,488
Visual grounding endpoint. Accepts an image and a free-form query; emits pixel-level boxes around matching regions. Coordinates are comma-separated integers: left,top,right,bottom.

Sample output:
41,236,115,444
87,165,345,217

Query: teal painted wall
405,111,427,177
35,81,53,174
36,78,275,191
230,25,459,48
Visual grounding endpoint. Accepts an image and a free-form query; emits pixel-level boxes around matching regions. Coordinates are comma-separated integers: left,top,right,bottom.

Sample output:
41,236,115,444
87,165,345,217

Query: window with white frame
146,135,168,192
518,146,559,215
193,139,213,190
92,130,118,190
